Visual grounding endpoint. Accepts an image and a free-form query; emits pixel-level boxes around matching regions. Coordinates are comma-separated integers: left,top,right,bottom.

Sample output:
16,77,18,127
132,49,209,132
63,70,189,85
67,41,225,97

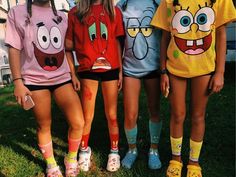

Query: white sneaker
78,147,91,172
106,153,120,172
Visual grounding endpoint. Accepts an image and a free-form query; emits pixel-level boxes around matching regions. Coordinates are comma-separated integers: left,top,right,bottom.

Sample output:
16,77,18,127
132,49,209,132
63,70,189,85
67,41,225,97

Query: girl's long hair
173,0,216,6
76,0,115,23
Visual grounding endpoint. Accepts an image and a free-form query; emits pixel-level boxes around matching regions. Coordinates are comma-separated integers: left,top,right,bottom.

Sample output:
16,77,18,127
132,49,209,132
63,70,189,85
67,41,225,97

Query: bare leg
31,90,52,145
101,80,119,147
189,75,211,166
144,77,161,149
53,83,84,140
123,77,141,149
169,74,187,162
80,79,99,136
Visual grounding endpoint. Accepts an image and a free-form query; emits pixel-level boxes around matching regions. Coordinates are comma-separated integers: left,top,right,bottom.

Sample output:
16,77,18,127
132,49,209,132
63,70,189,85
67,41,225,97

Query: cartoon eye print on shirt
126,8,157,60
172,4,215,55
89,23,96,41
128,26,153,38
87,14,111,70
100,22,108,40
34,20,64,72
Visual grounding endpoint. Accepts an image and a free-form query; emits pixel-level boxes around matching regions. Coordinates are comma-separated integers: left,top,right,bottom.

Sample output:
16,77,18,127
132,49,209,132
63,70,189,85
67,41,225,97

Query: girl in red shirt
66,0,124,172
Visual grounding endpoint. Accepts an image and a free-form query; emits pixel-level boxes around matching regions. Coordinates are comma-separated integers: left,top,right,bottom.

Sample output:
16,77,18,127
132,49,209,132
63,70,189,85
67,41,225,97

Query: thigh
143,77,161,114
169,74,187,115
80,79,99,118
190,75,211,115
123,77,141,118
31,89,52,126
101,80,119,115
53,83,83,124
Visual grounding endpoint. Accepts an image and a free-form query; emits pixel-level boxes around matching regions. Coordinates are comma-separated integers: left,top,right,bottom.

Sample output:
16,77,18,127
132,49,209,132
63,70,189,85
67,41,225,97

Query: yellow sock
67,151,77,163
170,136,183,156
189,139,203,162
45,156,57,169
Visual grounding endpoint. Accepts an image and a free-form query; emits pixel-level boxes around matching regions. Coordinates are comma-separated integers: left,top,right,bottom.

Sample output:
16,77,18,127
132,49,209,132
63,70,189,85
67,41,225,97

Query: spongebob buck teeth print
172,3,215,55
150,0,236,78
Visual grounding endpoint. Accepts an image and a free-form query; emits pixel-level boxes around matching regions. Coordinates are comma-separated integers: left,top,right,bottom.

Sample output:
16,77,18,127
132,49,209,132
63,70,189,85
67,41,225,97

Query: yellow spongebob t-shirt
151,0,236,78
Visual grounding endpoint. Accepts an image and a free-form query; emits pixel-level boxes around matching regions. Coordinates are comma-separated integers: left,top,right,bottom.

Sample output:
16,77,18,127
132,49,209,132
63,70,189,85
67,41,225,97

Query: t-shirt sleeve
66,9,75,41
115,7,125,37
5,8,23,50
215,0,236,28
151,0,170,31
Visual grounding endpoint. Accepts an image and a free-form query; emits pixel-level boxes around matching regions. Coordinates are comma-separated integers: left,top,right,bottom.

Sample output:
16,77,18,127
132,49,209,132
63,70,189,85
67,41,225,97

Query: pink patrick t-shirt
5,4,71,85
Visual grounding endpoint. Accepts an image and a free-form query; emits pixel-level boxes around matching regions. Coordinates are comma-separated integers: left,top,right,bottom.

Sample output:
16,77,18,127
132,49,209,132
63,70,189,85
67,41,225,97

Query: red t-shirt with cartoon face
66,4,124,72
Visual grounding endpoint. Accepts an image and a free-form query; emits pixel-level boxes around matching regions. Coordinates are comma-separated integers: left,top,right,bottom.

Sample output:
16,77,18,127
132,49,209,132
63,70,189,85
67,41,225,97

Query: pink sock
38,141,53,159
68,137,81,152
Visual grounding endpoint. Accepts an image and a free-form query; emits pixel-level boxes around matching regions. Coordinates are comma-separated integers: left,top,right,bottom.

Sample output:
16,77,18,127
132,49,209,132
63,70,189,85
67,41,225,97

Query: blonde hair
76,0,115,23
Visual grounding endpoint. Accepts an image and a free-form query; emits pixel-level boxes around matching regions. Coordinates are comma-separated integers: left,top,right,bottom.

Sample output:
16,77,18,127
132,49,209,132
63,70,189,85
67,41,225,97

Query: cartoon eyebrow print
174,6,190,13
37,22,45,27
143,9,154,15
146,7,154,10
129,25,139,27
53,18,60,25
141,15,152,24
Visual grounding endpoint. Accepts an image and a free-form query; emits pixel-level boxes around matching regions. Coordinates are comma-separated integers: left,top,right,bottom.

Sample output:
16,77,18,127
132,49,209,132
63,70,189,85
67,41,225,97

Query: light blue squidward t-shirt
117,0,162,78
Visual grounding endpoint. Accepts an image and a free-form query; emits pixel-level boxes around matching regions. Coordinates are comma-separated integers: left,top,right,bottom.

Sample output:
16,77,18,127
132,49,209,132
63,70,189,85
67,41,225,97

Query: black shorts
25,80,72,92
78,69,119,81
123,70,160,79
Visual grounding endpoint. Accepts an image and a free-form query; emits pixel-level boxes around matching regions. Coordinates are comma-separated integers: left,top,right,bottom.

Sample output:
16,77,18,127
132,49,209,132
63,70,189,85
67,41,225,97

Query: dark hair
27,0,61,19
121,0,159,11
26,0,62,25
173,0,216,6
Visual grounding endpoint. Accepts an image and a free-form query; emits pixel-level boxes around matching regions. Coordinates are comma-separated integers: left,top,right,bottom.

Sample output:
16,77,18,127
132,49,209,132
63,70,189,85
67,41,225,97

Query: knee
171,111,186,124
191,112,205,125
83,114,94,125
124,113,137,128
70,119,85,131
37,122,51,134
107,114,118,127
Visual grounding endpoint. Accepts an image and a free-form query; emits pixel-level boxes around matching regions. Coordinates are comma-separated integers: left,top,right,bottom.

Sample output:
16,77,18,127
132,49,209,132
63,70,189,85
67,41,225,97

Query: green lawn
0,64,235,177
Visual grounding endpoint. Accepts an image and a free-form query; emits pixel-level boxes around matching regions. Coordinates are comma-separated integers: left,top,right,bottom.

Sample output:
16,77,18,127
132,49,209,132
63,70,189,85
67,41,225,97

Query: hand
71,74,80,91
160,74,170,98
118,70,123,92
209,72,224,94
14,80,32,108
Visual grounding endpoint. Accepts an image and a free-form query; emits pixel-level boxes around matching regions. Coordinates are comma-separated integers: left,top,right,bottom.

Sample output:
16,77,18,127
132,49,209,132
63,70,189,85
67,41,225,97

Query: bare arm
65,39,80,91
116,38,123,91
9,47,31,106
209,25,226,93
160,30,171,97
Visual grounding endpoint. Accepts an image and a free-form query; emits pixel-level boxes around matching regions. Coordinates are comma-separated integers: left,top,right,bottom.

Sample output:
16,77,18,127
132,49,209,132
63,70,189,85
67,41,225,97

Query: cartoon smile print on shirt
172,2,215,55
126,7,157,60
86,12,111,70
34,19,64,71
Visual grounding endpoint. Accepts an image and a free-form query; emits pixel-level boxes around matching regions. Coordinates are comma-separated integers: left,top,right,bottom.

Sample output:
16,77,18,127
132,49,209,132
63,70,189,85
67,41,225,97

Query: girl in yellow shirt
151,0,236,176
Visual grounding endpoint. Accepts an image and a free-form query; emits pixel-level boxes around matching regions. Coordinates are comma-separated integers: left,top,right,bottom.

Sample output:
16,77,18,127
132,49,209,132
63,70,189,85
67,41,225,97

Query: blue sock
125,125,137,145
122,126,138,169
149,120,162,144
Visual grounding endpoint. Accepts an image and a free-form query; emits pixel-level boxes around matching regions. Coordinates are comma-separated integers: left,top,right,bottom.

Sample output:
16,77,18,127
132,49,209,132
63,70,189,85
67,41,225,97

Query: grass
0,63,235,177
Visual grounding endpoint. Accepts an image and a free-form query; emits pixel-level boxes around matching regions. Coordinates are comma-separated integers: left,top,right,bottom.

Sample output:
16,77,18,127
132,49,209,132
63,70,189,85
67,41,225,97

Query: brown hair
76,0,115,23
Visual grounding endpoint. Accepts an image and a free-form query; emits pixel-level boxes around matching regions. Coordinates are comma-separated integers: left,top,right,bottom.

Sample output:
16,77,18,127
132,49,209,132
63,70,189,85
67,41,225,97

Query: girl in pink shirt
5,0,84,176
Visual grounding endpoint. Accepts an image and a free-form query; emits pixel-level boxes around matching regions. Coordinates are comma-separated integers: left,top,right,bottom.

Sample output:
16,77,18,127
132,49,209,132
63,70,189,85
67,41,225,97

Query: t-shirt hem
216,18,236,28
168,70,215,78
